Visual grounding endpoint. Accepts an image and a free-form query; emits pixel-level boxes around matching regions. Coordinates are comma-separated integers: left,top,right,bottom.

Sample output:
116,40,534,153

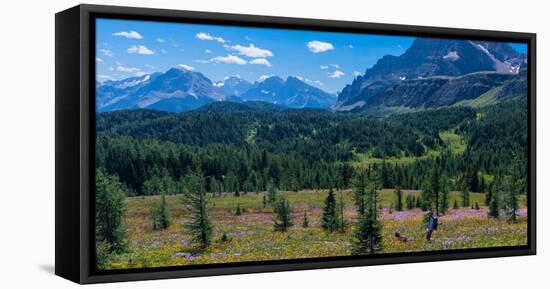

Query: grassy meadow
104,189,528,270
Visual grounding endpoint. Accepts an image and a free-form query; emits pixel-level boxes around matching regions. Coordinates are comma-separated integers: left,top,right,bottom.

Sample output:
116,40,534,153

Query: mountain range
96,69,335,112
333,38,527,114
97,37,527,115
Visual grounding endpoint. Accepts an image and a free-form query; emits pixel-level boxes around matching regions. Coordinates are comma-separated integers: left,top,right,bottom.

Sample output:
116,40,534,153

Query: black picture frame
55,4,536,284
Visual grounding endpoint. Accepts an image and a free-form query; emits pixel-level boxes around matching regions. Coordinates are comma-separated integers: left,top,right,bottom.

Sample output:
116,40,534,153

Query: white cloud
352,71,362,77
145,64,155,69
248,58,272,67
116,65,145,76
194,59,210,64
320,65,329,70
348,45,354,48
205,49,212,53
258,74,274,81
230,44,273,58
178,64,195,71
307,41,334,53
99,49,113,57
127,45,155,55
196,32,225,43
96,57,103,62
210,54,247,65
156,38,165,43
329,70,345,78
97,74,113,80
113,30,143,39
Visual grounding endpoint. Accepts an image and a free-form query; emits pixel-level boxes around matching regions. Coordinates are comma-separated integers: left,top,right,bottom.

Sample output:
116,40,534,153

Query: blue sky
96,18,527,93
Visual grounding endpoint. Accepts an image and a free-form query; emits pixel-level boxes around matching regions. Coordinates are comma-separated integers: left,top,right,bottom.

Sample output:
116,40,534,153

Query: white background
0,0,547,287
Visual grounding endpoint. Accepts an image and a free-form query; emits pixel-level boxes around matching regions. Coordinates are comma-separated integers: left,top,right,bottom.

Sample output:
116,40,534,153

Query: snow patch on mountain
443,51,459,61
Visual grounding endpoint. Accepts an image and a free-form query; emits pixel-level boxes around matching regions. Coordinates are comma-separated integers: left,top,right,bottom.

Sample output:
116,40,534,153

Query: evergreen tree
394,186,403,211
485,180,493,206
95,170,128,253
267,182,278,204
406,194,414,210
220,232,229,243
506,154,525,223
273,193,294,232
210,178,220,196
488,179,500,218
475,202,480,210
262,194,267,209
182,170,213,249
302,212,309,228
321,188,338,232
425,160,444,216
420,181,432,212
439,174,449,215
150,192,171,230
353,170,368,217
453,199,459,210
479,176,486,194
505,177,519,223
352,171,383,255
337,190,347,232
415,196,422,209
235,200,242,216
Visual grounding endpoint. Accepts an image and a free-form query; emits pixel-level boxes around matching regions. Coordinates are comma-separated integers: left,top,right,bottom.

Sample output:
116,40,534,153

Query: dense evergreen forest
96,98,527,197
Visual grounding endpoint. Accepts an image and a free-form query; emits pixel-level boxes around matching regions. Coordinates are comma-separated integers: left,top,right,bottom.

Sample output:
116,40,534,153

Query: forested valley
96,98,527,196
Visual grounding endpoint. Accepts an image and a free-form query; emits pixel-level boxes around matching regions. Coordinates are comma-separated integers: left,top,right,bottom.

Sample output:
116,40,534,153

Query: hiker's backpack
433,217,439,230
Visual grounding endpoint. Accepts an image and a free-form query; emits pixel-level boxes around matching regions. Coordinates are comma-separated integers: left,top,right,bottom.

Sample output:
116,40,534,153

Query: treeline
96,135,355,195
96,134,515,197
96,108,429,162
95,99,527,196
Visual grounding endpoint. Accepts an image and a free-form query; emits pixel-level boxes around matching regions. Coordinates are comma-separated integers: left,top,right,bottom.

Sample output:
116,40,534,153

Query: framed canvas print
55,4,536,284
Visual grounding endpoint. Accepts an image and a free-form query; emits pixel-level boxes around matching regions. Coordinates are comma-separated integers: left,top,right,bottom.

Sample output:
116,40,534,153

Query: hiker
425,211,438,241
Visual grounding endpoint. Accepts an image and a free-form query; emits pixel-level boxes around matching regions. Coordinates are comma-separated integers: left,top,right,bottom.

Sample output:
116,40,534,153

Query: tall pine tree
352,170,383,255
150,192,171,230
321,188,338,232
394,186,403,211
337,190,347,232
182,170,213,249
353,170,368,217
95,170,128,253
273,193,294,232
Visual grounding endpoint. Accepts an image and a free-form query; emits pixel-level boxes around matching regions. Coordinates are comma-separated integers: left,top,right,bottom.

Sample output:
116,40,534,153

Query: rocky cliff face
333,38,527,113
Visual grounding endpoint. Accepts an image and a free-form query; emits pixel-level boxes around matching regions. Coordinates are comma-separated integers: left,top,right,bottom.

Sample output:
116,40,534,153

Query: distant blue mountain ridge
96,67,337,113
97,38,527,114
